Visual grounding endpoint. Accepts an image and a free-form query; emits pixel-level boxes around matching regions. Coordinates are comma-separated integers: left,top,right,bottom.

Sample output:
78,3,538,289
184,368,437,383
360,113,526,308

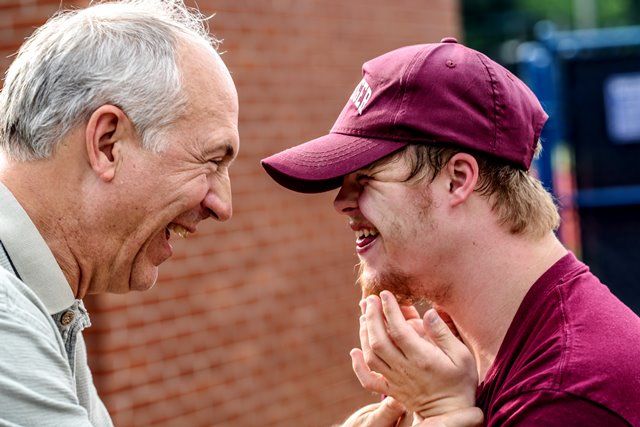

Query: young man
0,1,238,424
262,38,640,426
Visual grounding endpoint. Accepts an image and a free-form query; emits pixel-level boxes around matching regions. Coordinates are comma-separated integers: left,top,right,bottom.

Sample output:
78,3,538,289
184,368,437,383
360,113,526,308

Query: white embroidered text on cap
349,78,372,115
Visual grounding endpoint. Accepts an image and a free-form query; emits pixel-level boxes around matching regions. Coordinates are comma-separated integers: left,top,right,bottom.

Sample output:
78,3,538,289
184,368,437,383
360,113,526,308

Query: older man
262,39,640,426
0,0,238,424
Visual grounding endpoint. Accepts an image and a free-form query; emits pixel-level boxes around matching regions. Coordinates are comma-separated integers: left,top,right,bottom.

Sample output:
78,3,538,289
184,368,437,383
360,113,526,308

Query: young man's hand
351,291,479,419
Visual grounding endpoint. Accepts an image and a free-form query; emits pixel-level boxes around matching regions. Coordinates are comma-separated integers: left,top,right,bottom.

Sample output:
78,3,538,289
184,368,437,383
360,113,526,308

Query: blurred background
1,0,639,426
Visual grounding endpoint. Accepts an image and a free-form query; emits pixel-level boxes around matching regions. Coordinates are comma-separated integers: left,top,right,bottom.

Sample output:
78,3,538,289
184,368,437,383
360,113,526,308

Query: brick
0,0,460,425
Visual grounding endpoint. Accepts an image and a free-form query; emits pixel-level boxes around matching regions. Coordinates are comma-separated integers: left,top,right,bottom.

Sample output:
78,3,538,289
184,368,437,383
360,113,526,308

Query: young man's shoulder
481,255,640,425
552,266,640,424
518,254,640,388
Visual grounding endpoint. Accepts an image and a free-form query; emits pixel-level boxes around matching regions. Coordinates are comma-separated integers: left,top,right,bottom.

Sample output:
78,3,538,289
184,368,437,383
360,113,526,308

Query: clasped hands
341,291,483,427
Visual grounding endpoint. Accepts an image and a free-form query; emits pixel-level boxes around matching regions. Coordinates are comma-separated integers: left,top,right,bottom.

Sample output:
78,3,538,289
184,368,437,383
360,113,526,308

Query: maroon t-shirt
476,252,640,426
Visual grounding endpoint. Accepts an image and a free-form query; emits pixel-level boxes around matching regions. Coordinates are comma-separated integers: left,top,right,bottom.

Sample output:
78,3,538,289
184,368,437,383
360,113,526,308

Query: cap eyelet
446,59,456,68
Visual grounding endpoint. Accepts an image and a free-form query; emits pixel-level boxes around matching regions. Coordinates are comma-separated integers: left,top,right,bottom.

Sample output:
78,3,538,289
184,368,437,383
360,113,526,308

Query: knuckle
369,338,385,353
415,357,431,371
387,325,405,341
433,325,448,339
365,358,384,373
363,350,376,367
458,350,475,367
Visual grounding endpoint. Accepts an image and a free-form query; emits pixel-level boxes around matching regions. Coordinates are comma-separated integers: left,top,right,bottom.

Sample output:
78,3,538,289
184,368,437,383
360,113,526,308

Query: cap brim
261,133,407,193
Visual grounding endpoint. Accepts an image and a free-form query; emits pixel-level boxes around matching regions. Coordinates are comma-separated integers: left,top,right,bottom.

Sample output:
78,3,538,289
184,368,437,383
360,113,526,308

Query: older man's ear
84,104,132,182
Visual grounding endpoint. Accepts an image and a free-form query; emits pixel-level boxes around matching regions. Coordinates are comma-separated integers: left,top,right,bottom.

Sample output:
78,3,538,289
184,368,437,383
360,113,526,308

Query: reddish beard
356,261,452,306
356,261,421,305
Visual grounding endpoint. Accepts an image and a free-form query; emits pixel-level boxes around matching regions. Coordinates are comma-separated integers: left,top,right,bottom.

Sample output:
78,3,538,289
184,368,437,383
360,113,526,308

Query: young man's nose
333,173,361,215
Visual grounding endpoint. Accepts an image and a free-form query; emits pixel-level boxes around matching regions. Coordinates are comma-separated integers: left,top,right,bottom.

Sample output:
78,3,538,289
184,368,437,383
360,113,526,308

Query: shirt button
61,311,75,325
441,37,459,44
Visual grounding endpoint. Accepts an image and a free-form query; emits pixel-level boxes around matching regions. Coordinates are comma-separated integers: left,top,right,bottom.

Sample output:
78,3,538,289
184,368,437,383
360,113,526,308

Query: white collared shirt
0,182,113,426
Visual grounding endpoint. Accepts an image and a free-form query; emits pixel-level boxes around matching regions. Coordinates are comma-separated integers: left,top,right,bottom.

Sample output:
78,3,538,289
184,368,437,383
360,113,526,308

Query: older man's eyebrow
204,142,236,160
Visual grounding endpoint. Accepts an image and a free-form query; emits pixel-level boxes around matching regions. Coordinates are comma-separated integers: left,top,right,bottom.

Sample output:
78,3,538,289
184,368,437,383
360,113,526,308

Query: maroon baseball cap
261,38,548,193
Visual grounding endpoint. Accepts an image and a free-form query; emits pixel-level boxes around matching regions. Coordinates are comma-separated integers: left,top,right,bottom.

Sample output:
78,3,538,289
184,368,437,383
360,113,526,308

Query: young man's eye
355,173,371,184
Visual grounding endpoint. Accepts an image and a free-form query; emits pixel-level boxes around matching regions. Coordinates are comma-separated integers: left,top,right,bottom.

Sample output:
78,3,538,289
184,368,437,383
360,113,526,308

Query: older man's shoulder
0,267,59,340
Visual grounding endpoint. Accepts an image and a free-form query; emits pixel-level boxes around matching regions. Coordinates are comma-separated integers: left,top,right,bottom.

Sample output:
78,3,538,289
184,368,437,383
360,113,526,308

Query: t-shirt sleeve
0,291,93,426
487,389,630,427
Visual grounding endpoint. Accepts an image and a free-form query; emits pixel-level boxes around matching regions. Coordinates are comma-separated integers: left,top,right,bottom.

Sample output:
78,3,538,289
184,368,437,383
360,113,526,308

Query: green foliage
462,0,640,62
514,0,572,26
598,0,640,27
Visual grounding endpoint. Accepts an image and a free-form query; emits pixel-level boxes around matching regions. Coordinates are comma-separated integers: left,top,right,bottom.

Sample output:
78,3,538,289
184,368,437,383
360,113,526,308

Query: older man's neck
433,231,567,383
0,155,88,299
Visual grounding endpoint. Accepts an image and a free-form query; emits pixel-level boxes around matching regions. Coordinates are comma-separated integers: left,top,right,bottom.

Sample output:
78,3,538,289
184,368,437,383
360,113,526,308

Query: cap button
440,37,458,44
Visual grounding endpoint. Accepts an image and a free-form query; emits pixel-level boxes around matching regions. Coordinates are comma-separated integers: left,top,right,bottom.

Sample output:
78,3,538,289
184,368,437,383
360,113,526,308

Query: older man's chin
123,231,170,292
124,251,161,293
137,258,162,290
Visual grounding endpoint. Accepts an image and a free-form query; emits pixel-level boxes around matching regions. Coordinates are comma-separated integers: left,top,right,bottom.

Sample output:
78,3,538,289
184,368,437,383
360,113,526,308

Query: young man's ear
445,153,479,207
85,105,132,182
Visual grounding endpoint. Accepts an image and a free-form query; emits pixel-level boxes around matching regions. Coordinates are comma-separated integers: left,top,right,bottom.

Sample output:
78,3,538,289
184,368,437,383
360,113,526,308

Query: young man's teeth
355,229,379,239
169,224,189,238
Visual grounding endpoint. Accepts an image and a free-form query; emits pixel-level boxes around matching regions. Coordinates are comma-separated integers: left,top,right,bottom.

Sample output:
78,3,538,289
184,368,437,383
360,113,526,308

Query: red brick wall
1,1,460,425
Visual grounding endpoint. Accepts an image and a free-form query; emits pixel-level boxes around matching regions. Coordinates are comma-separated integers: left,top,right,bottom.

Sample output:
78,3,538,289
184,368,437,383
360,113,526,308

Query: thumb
423,309,465,361
369,397,406,427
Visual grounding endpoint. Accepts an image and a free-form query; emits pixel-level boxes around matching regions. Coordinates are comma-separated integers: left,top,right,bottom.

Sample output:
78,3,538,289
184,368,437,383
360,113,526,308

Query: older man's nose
202,190,232,222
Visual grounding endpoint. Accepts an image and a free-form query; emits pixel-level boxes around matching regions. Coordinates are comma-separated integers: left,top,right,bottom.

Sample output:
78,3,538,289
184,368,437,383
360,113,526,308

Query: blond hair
403,143,560,238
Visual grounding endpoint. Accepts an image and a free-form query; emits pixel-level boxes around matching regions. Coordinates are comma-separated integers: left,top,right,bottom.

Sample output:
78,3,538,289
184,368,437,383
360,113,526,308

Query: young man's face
333,149,452,304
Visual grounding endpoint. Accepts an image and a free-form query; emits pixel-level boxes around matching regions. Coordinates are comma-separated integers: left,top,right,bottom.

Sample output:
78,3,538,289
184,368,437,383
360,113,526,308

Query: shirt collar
0,181,75,314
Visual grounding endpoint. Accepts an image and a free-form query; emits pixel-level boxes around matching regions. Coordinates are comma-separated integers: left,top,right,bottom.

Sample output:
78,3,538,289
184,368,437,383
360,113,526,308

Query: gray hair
0,0,218,161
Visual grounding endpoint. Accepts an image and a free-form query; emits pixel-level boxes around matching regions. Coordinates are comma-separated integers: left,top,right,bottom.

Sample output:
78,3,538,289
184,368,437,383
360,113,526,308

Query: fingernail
427,309,439,324
380,291,389,302
359,299,366,314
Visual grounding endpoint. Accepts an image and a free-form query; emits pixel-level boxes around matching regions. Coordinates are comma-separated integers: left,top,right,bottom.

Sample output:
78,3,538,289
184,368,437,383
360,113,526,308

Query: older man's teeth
168,224,189,238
